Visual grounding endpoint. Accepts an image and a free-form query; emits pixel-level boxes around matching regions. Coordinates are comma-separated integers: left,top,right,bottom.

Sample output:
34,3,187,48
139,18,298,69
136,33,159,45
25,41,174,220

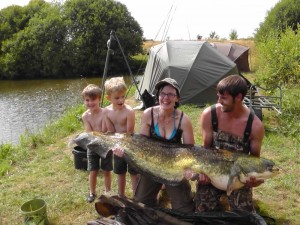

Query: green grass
0,87,299,224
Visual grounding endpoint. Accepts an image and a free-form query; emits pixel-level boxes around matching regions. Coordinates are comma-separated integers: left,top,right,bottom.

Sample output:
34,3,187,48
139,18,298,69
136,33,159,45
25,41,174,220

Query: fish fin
227,159,249,196
227,175,239,196
227,162,242,196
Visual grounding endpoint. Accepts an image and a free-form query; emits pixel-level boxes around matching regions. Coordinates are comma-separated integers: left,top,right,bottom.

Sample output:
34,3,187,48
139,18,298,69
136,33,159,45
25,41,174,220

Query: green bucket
20,199,49,225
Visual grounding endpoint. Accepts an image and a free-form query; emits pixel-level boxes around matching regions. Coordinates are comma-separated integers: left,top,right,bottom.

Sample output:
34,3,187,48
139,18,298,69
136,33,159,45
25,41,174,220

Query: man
195,75,265,212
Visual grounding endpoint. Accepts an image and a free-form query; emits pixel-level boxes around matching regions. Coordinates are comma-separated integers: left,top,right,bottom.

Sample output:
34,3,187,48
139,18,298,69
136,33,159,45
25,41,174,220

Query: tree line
0,0,144,80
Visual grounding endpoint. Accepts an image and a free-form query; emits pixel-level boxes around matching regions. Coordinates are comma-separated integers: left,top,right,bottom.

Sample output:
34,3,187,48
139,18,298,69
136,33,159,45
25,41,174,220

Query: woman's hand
184,169,197,180
184,170,211,184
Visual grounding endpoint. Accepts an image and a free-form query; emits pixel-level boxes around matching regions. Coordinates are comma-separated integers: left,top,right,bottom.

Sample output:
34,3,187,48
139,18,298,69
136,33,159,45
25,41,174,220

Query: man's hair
104,77,127,96
81,84,102,99
217,75,248,99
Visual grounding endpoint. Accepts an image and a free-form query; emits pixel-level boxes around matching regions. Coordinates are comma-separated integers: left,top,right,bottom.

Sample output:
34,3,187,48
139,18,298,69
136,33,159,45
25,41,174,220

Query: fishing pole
100,31,115,107
110,31,143,100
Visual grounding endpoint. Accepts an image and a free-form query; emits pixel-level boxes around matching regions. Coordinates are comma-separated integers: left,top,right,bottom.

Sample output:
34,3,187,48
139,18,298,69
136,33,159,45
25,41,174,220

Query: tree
0,0,144,79
229,29,238,40
255,0,300,42
208,31,219,40
0,2,67,79
63,0,144,76
256,27,300,87
0,0,48,48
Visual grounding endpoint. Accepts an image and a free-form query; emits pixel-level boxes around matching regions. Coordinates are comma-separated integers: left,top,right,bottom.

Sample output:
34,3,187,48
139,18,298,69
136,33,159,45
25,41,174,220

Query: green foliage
0,0,144,79
0,143,14,160
0,144,18,175
229,29,238,40
276,86,300,141
208,31,219,40
61,0,144,76
19,104,85,148
255,0,300,42
1,2,68,79
255,27,300,87
0,87,299,224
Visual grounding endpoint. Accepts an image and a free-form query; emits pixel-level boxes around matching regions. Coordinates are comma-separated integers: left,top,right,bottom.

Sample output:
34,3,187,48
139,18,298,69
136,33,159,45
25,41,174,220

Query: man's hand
246,176,264,188
198,173,211,184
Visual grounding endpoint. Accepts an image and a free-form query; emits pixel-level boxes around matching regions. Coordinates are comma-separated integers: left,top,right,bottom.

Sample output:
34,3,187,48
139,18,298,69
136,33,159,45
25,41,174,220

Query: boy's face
83,95,100,110
107,90,126,109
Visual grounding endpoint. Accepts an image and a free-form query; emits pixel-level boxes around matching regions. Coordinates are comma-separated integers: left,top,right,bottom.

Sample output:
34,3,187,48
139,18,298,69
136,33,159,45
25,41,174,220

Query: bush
255,26,300,87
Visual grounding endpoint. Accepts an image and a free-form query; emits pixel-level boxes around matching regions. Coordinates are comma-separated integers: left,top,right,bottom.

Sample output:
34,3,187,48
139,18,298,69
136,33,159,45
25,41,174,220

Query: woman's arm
181,113,195,145
139,107,152,137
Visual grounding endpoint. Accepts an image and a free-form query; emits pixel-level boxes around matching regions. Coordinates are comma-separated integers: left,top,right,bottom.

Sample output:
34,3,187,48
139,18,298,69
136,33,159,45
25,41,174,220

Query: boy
105,77,138,197
81,84,114,203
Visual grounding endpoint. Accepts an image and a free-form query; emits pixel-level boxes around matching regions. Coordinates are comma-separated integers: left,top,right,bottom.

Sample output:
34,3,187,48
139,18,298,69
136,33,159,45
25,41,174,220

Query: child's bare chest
109,111,127,130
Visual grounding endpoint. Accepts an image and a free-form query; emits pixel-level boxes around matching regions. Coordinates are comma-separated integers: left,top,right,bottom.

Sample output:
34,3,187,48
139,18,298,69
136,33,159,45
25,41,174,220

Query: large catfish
71,132,279,195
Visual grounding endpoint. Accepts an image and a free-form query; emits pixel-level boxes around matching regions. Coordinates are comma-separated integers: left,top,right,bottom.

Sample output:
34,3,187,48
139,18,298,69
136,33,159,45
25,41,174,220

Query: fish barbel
71,132,279,195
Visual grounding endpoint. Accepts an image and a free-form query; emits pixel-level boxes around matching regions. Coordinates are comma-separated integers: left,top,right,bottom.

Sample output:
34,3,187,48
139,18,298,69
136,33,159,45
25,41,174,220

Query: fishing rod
100,31,115,108
111,31,142,99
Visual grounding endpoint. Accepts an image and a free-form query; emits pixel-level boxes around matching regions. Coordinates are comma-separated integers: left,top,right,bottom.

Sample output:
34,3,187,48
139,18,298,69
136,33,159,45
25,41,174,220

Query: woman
115,78,195,213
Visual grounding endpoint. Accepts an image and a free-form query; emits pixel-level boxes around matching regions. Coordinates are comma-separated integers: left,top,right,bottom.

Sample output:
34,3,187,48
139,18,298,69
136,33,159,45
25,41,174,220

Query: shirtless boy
81,84,114,203
105,77,138,197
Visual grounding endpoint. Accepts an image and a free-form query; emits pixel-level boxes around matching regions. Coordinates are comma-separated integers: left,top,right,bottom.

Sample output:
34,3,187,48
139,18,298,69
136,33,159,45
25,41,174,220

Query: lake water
0,77,136,145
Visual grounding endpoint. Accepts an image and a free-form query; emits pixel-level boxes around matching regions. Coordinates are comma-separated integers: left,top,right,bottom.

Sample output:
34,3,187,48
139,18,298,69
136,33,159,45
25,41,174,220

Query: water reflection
0,77,108,144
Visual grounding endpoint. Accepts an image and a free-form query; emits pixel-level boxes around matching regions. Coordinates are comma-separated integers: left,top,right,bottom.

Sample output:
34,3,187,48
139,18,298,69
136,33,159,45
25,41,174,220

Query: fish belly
210,175,230,191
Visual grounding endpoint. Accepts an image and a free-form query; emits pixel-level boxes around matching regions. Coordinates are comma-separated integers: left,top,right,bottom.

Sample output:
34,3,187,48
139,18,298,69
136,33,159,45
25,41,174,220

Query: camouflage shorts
194,184,255,212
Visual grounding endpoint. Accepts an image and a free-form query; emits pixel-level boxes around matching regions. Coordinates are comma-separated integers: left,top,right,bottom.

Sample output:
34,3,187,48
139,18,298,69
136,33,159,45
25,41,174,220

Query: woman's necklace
157,108,176,129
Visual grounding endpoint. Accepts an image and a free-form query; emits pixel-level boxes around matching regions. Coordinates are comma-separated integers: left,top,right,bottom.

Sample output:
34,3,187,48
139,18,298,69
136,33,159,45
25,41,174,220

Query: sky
0,0,280,40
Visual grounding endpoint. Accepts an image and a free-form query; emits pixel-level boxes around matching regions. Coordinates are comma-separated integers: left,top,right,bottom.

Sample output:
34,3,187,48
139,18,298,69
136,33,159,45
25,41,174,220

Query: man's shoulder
202,105,214,116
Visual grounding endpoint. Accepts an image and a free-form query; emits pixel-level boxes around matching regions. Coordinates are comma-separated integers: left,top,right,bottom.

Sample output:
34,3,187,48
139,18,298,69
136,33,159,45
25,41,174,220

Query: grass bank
0,40,299,224
0,92,299,224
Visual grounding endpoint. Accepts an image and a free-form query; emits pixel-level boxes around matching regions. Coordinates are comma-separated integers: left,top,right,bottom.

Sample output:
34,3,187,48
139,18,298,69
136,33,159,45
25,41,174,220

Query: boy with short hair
81,84,114,203
105,77,138,197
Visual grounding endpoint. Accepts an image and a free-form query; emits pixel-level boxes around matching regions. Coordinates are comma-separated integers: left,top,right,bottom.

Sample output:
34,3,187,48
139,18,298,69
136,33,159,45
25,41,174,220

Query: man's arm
200,107,214,148
246,115,265,187
249,116,265,157
196,106,213,184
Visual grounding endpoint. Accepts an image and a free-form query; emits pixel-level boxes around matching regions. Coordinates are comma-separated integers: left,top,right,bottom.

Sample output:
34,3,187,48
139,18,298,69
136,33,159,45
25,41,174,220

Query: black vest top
211,104,254,154
149,107,184,144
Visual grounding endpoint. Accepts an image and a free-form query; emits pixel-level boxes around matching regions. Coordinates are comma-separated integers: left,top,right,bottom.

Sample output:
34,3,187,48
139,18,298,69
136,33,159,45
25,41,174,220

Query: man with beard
194,75,265,212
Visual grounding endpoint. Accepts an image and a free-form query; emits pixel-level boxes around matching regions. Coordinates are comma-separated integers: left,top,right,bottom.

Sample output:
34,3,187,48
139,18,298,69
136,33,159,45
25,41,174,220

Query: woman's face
158,85,179,110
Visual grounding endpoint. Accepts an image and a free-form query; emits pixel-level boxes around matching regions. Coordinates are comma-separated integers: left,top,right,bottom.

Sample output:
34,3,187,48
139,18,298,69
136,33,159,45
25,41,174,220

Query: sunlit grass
0,41,299,224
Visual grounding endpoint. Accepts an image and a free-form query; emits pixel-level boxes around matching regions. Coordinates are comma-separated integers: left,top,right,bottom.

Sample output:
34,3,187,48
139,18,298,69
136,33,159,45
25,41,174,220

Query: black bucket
72,146,88,170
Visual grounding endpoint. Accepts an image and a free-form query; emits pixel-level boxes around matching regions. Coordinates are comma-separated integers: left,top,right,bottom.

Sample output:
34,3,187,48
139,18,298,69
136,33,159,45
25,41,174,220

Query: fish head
87,138,112,159
227,156,279,196
69,132,95,149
